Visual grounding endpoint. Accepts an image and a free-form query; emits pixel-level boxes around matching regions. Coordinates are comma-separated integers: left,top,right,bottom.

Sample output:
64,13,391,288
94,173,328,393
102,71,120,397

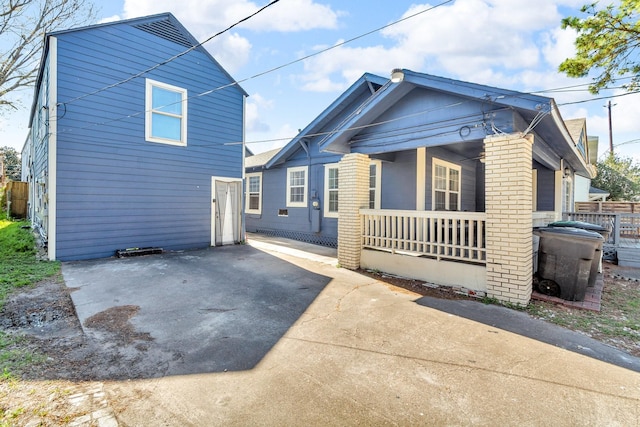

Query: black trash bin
534,227,604,301
549,220,609,287
548,220,610,241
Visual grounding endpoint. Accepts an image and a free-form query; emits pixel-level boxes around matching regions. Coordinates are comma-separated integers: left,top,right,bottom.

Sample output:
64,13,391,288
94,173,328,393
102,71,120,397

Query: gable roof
29,13,247,122
315,69,592,177
246,147,281,170
564,118,586,145
264,73,388,169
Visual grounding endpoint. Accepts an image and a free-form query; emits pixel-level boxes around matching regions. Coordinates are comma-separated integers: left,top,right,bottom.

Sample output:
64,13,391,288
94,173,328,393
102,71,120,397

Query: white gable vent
134,19,195,48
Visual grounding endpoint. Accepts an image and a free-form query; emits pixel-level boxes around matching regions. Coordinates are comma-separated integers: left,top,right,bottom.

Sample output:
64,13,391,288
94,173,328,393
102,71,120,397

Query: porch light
564,167,571,178
391,68,404,83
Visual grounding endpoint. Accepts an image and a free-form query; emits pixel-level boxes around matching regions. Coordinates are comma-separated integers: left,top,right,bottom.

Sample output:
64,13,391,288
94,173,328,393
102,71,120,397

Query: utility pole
607,100,614,156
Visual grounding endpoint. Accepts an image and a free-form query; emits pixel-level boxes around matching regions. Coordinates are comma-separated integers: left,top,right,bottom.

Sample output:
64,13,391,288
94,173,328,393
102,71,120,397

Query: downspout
241,95,247,241
298,138,312,224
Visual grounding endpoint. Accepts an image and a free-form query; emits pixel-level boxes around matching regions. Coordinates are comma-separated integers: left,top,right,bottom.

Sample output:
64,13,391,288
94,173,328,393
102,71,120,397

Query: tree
559,0,640,94
1,0,95,110
0,146,21,181
591,154,640,201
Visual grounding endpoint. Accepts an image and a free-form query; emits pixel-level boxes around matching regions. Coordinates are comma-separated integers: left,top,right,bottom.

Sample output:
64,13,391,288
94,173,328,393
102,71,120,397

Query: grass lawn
0,210,60,377
0,211,60,309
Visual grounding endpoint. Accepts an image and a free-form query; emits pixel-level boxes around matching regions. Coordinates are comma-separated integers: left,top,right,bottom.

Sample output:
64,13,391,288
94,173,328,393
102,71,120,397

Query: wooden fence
3,181,28,219
575,201,640,213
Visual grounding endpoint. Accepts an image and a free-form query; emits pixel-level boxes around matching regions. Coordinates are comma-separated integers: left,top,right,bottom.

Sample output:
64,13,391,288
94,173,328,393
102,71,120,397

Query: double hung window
145,79,187,145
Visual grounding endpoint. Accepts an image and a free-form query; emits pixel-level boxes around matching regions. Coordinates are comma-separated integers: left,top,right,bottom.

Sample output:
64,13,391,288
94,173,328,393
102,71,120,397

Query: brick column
484,133,533,305
337,153,370,270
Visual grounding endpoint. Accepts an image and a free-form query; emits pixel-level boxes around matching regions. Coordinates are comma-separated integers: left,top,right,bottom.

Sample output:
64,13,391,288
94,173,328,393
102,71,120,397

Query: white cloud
248,123,297,154
123,0,341,33
245,93,274,133
204,33,253,74
292,0,590,92
122,0,344,78
541,27,577,68
98,15,122,24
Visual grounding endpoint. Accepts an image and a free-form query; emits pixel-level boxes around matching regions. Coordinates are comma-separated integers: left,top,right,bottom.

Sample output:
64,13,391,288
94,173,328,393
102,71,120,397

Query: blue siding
245,142,341,243
49,18,244,260
380,150,416,210
535,161,555,211
351,88,498,155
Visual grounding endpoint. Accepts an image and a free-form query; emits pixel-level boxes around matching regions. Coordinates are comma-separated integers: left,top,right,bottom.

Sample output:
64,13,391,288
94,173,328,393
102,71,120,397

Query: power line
556,89,640,106
52,0,455,135
61,0,281,106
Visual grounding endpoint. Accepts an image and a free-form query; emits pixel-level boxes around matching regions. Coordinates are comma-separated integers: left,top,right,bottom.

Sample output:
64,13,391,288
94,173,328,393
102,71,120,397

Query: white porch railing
361,209,486,264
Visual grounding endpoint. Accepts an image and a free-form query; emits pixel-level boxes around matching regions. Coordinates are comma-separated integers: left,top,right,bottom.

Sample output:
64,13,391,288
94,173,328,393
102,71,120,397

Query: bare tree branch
0,0,96,110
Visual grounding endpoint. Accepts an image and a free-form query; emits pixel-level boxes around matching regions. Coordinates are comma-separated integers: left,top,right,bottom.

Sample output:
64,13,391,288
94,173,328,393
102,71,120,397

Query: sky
1,0,639,163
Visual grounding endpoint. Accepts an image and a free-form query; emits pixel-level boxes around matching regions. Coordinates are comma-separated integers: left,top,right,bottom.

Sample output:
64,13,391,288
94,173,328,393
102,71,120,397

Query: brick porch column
337,153,370,270
484,133,533,305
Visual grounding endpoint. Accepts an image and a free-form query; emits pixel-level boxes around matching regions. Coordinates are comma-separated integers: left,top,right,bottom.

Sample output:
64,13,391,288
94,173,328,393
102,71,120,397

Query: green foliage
0,332,43,379
591,154,640,200
0,211,60,309
559,0,640,94
0,147,21,182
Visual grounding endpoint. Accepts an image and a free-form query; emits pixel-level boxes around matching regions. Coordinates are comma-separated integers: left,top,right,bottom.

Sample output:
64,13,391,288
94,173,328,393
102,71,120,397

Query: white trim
324,163,339,218
245,172,262,214
48,36,58,261
145,78,188,146
211,176,243,246
416,147,426,210
369,160,382,210
286,166,308,208
554,169,563,216
431,157,461,211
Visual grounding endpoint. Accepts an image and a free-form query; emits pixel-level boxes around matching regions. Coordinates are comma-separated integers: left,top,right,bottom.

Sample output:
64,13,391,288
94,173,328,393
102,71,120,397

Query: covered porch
336,133,571,306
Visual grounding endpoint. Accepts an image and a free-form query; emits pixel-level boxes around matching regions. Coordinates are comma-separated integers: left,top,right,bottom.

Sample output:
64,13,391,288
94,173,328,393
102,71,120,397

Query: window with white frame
145,78,187,145
245,172,262,214
324,164,339,217
286,166,307,207
369,160,381,209
563,175,573,212
432,158,461,210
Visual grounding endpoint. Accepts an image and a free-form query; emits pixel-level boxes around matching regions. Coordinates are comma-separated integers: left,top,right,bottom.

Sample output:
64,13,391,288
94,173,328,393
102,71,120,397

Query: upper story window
246,172,262,214
286,166,308,208
324,164,339,218
432,158,461,211
145,79,187,146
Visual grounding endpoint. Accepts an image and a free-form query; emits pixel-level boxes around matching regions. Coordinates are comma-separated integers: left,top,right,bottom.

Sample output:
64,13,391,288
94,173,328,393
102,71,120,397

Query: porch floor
531,273,603,312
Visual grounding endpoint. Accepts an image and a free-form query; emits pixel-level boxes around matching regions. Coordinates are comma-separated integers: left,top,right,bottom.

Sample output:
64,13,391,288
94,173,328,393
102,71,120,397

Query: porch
360,209,487,293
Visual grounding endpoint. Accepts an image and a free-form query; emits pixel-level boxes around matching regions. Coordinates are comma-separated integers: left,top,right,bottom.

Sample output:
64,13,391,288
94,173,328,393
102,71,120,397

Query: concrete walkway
92,236,640,426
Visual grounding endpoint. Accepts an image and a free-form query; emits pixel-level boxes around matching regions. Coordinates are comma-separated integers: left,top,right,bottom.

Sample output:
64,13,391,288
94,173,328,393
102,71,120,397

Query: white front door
211,177,242,246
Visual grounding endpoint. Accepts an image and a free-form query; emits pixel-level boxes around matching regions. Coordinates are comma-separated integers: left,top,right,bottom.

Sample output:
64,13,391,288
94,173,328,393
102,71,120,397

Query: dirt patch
85,305,153,344
358,269,478,300
0,280,175,382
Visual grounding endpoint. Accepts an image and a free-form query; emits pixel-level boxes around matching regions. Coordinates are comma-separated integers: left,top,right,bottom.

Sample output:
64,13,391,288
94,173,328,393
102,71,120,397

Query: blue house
22,13,247,261
246,69,596,305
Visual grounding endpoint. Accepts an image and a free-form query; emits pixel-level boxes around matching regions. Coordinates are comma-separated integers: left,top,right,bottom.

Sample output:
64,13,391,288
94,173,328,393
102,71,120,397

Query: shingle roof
245,147,281,169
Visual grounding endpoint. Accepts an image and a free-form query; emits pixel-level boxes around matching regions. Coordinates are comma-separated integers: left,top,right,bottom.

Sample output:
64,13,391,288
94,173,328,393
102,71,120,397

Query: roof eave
265,73,387,168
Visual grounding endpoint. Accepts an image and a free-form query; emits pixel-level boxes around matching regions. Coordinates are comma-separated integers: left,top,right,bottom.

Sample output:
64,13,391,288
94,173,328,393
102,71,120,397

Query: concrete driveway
62,241,332,376
62,235,640,425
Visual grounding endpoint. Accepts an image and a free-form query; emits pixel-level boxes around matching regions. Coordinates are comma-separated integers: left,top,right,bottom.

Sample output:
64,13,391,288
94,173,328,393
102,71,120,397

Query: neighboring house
565,119,600,204
588,186,609,202
22,13,247,261
246,69,595,305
